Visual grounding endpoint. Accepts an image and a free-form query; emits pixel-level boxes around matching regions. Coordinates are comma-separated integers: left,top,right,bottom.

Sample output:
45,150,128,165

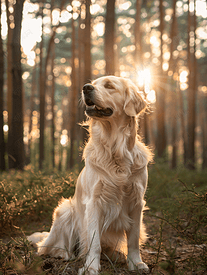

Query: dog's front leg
126,201,149,273
79,200,102,275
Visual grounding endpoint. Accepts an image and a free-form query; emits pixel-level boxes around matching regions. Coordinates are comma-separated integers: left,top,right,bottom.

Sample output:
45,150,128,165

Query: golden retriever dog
28,76,153,274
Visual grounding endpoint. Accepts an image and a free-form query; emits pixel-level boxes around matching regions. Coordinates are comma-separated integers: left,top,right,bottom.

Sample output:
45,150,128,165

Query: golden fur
28,76,153,275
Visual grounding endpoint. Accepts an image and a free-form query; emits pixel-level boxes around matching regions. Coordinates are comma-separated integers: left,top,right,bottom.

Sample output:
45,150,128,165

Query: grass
145,162,207,274
0,235,44,275
147,162,207,246
0,162,207,274
0,167,76,235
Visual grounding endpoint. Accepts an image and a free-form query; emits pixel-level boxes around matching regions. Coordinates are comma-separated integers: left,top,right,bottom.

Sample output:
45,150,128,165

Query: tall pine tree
0,0,6,171
9,0,25,170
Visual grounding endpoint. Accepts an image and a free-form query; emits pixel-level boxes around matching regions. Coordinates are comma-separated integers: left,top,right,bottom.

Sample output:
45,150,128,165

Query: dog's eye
104,82,114,89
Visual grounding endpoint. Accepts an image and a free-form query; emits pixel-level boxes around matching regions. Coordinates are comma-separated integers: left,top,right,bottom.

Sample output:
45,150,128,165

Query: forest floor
1,214,206,275
0,163,207,274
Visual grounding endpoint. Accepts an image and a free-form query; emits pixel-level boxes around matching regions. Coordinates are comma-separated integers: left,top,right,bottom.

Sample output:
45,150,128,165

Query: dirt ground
24,216,207,274
1,214,206,275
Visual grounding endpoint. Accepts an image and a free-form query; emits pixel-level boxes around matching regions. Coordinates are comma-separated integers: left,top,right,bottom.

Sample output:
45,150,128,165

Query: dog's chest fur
82,120,150,232
87,145,144,232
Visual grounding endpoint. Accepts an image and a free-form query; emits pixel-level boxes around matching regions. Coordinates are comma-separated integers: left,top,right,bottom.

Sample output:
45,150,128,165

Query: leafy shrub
0,235,44,275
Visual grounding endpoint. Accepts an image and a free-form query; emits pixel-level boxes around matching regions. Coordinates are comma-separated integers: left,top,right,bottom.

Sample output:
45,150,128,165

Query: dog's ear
124,83,146,117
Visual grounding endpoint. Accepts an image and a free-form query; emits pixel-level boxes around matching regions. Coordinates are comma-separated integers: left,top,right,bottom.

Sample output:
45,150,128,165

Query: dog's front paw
128,261,149,273
78,266,99,275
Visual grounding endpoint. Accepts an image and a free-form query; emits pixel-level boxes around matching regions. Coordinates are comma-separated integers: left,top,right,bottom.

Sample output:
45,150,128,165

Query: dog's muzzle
82,84,113,118
83,84,95,106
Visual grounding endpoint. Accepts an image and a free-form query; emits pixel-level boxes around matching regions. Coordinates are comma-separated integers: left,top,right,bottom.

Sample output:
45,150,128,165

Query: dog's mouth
84,99,113,118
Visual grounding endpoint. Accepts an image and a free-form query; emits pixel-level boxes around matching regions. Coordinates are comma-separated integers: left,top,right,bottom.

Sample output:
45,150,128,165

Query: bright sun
137,68,156,103
137,68,151,88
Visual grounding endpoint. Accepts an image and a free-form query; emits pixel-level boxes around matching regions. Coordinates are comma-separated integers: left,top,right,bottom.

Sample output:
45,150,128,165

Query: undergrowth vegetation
0,163,207,274
0,168,76,234
146,163,207,274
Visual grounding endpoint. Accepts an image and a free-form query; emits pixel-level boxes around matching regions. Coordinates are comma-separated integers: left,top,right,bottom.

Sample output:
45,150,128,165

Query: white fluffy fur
28,76,153,275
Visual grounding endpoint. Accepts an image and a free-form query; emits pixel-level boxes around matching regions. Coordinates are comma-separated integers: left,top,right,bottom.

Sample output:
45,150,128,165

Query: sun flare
136,68,156,103
137,68,151,88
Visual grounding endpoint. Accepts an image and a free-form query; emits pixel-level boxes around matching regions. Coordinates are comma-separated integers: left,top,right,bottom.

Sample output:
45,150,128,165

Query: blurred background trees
0,0,6,171
0,0,206,171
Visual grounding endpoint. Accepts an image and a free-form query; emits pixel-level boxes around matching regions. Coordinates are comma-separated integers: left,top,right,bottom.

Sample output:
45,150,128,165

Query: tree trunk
9,0,25,170
169,0,177,168
135,0,142,67
50,0,56,169
6,0,13,170
39,2,45,170
105,0,115,75
80,0,92,145
5,0,13,130
186,0,196,169
51,45,55,169
28,52,37,164
114,34,120,76
134,0,150,144
156,0,167,158
77,8,84,128
0,0,6,171
84,0,92,83
68,14,78,169
78,7,84,92
201,93,207,169
178,88,187,165
171,82,178,169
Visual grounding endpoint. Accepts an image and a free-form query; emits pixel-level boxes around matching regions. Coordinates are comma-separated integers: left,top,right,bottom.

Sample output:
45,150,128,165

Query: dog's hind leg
36,198,78,260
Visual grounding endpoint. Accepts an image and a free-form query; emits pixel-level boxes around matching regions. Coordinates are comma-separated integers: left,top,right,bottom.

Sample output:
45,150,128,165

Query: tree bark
186,0,196,169
178,88,187,165
156,0,167,158
80,0,92,145
51,45,56,169
5,0,13,130
39,2,45,170
134,0,150,145
28,51,37,164
9,0,25,170
68,13,78,169
169,0,177,168
0,0,6,171
201,93,207,169
105,0,115,75
84,0,92,83
135,0,142,67
50,0,56,169
77,7,84,131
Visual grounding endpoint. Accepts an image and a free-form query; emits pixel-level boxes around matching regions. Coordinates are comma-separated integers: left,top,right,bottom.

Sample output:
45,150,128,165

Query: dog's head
82,76,146,119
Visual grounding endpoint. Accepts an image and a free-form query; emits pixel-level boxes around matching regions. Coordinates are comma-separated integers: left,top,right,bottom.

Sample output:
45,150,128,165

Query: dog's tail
28,198,78,260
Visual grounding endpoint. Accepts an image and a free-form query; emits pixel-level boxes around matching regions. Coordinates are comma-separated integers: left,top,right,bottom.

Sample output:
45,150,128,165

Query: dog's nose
83,84,94,94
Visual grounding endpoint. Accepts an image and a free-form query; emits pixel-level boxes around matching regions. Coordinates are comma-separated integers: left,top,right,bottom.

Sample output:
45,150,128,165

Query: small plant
0,235,43,275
